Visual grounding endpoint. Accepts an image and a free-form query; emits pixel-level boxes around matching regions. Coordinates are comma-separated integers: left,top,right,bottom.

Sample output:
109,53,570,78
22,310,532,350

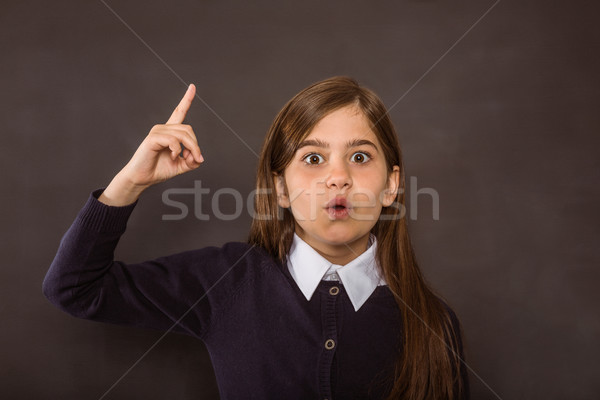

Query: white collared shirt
286,233,387,311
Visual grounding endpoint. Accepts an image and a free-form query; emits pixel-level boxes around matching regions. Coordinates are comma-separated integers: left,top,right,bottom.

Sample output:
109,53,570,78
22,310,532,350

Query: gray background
1,0,599,399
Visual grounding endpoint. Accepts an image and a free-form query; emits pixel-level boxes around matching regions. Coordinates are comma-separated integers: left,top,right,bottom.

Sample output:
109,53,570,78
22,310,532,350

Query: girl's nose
325,160,352,190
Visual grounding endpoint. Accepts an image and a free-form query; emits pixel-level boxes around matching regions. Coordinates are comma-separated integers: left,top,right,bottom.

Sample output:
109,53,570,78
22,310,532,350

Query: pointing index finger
166,84,196,125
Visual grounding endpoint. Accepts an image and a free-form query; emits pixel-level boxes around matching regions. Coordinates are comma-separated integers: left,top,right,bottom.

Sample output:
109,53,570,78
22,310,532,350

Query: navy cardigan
43,190,469,399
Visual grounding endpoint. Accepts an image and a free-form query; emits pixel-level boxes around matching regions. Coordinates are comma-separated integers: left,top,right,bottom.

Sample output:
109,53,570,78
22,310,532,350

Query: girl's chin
312,230,371,247
295,219,374,244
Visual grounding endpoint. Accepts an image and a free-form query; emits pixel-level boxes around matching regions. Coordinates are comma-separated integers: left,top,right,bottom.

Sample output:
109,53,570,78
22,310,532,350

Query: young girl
43,77,469,399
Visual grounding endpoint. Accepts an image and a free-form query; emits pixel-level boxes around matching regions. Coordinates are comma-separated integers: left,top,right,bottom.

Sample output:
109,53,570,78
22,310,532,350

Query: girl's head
249,76,465,399
250,76,405,260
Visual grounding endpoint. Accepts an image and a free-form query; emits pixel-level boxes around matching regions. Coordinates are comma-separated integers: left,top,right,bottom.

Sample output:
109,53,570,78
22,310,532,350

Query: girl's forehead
303,105,380,146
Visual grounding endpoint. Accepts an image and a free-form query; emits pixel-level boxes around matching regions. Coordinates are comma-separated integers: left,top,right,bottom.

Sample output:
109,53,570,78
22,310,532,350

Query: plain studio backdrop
1,0,599,399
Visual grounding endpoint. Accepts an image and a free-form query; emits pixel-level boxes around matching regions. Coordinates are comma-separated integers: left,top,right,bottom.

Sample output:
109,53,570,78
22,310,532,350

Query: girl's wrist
98,172,149,206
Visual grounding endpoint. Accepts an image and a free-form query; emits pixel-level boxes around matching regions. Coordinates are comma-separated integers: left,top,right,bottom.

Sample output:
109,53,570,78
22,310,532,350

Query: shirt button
331,273,339,281
324,339,336,350
329,286,339,296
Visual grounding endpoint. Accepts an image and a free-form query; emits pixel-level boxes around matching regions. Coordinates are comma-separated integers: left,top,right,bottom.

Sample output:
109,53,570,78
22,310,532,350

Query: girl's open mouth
325,197,351,219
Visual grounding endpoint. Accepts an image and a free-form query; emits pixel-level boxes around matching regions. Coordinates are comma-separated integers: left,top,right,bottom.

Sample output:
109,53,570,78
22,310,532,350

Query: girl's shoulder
439,298,462,327
173,241,279,269
158,241,284,289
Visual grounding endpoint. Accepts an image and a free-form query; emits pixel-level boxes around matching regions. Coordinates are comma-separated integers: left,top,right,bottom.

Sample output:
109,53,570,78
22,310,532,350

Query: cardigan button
324,339,336,350
329,286,340,296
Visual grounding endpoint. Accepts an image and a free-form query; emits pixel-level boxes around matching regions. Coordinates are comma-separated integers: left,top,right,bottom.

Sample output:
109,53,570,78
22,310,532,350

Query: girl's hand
99,84,204,206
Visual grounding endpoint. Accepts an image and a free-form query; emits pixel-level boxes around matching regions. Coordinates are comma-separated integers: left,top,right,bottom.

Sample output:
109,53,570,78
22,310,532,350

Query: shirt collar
286,233,386,311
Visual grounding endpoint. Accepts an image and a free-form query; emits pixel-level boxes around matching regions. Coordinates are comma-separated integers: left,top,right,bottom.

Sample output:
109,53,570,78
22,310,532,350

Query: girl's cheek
350,191,379,208
300,172,329,187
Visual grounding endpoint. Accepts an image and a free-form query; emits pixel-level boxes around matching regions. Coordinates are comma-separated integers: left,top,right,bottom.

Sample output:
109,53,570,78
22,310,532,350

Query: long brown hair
248,76,465,399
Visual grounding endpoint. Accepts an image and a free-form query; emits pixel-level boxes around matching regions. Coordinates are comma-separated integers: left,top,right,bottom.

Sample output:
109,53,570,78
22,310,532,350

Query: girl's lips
325,197,351,219
325,197,351,209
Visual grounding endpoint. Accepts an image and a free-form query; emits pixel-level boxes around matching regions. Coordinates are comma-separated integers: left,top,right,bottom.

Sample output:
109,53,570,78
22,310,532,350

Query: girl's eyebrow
297,138,379,151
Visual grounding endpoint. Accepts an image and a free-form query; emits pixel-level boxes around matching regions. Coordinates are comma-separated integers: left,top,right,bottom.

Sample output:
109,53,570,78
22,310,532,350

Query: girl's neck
296,230,370,266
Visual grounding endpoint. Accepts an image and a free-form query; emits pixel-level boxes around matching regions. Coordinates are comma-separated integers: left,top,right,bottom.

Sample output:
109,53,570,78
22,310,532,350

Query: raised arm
42,85,217,338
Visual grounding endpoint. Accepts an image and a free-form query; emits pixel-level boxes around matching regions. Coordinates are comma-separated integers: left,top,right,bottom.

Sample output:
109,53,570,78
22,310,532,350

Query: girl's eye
350,152,371,163
303,153,324,165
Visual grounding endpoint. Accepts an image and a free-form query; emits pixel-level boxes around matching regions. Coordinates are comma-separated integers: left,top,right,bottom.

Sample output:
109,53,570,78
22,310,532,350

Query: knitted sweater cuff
75,188,138,233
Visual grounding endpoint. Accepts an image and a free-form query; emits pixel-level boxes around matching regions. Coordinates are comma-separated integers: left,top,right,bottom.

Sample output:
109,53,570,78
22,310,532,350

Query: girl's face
274,104,399,259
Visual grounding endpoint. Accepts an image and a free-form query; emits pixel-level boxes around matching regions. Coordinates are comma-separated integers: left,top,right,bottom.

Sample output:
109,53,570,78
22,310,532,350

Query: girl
43,76,469,399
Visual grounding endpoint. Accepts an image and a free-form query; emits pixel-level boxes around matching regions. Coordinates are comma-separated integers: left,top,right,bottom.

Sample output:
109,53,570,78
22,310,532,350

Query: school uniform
43,189,468,399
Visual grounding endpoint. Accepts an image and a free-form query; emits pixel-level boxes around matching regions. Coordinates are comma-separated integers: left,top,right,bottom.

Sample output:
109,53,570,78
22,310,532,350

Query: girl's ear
272,173,291,208
382,165,400,207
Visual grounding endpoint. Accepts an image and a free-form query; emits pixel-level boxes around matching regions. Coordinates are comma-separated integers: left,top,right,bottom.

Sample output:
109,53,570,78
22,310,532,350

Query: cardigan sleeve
42,189,258,339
